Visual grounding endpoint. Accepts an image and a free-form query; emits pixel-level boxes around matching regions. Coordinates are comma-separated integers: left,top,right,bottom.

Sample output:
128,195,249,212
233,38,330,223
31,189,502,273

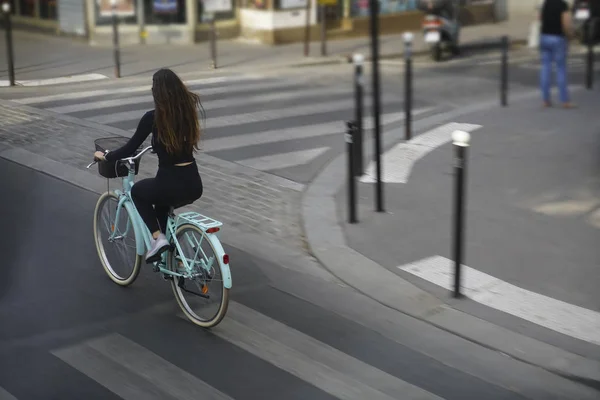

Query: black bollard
451,130,470,298
368,0,384,212
320,4,327,56
585,18,595,90
111,0,121,78
303,0,311,57
353,53,364,176
403,32,413,141
2,2,15,87
210,15,218,69
500,35,508,107
346,121,358,224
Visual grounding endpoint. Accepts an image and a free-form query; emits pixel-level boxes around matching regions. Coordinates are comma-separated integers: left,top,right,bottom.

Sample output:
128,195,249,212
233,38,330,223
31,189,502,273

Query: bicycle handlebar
86,145,154,169
123,145,153,162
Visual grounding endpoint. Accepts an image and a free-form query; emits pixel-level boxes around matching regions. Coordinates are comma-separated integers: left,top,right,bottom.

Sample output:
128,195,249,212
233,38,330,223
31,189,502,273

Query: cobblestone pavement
0,100,305,251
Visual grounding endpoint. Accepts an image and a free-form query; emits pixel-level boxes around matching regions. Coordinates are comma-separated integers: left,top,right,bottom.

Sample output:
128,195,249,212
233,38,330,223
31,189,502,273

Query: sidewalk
302,85,600,387
0,16,531,83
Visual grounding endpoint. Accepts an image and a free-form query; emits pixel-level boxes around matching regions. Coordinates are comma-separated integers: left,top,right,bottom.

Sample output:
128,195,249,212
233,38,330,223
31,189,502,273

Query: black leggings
131,162,203,234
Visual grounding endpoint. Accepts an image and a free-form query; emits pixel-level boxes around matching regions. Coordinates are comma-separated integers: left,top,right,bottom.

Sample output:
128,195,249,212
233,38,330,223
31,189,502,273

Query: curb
300,85,600,388
0,38,529,87
282,38,528,69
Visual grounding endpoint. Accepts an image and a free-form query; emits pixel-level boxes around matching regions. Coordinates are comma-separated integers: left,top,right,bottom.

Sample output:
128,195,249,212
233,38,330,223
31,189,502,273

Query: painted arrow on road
360,122,483,184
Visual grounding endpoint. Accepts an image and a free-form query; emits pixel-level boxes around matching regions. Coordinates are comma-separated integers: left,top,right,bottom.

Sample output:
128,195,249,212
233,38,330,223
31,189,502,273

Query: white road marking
83,86,354,124
0,73,108,87
180,302,443,400
399,255,600,346
91,93,398,126
52,333,233,400
43,80,318,113
11,75,261,104
360,122,482,183
235,147,330,171
203,108,434,152
0,387,18,400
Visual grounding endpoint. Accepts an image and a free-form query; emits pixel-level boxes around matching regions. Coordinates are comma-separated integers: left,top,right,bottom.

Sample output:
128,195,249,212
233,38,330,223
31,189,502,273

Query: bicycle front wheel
167,223,229,328
93,191,143,286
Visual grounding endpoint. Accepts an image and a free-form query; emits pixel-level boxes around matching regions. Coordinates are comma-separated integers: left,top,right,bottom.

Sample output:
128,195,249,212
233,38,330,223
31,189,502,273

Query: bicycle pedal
162,273,173,281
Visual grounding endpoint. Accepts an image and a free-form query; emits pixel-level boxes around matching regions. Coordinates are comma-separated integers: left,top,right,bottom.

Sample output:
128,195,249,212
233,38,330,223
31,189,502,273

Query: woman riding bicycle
94,68,205,263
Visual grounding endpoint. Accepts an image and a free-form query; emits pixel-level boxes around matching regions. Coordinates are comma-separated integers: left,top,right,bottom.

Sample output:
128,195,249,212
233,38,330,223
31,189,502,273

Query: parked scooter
417,0,461,62
572,0,599,45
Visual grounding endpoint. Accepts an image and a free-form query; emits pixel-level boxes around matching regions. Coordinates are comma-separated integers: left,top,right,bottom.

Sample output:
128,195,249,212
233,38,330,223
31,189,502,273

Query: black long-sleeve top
104,110,195,167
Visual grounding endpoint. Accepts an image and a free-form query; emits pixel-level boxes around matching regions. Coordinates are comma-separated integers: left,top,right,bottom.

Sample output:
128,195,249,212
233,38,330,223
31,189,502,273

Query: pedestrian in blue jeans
539,0,575,108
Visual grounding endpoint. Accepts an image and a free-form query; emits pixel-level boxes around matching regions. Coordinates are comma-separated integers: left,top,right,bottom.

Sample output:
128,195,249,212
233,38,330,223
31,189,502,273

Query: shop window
18,0,35,16
275,0,306,10
242,0,268,10
144,0,186,24
197,0,235,22
39,0,58,19
352,0,417,17
95,0,138,26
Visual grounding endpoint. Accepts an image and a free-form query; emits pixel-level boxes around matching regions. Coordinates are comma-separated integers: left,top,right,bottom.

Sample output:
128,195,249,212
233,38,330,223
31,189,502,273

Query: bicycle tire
93,191,143,286
167,223,229,328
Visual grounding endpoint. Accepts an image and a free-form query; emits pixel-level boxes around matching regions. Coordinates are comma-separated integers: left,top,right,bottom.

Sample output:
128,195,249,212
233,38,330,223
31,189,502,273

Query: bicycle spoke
94,192,141,286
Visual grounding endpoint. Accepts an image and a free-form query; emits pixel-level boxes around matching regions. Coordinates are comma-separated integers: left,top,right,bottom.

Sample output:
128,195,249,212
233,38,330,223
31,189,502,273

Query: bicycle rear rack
176,212,223,233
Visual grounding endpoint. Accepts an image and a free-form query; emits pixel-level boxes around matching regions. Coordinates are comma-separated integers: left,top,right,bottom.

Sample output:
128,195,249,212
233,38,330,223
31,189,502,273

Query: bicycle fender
206,233,232,289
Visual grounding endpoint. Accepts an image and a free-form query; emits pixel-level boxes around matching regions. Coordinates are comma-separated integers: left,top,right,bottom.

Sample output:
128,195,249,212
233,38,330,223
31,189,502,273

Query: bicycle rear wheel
167,223,229,328
93,192,142,286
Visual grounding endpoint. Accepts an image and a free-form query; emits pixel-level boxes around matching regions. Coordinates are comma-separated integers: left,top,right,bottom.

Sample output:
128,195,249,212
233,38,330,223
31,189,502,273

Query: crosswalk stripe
93,93,397,127
202,109,433,152
189,302,441,400
12,75,262,105
52,333,233,400
0,387,18,400
204,95,398,130
224,301,444,400
44,80,316,114
0,73,108,88
84,85,355,125
235,147,330,171
53,343,178,400
400,255,600,346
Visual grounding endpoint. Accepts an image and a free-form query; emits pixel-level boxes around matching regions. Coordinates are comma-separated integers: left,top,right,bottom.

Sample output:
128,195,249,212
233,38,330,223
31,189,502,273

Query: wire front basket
94,136,141,179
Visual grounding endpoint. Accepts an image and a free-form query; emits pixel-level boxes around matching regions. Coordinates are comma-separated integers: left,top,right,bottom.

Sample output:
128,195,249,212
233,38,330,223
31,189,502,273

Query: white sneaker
146,233,170,263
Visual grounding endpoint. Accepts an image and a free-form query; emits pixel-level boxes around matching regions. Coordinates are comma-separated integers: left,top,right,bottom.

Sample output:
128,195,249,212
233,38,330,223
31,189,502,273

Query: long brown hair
151,68,205,155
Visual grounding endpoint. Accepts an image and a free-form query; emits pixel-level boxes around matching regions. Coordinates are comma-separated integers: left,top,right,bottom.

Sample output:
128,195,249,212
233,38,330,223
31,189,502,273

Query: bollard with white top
585,18,596,90
111,0,121,78
2,1,15,86
403,32,413,141
451,129,470,298
403,32,413,58
352,53,364,176
500,35,508,107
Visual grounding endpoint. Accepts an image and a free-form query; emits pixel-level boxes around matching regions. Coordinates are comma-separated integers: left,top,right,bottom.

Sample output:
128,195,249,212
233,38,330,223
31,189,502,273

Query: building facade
5,0,504,45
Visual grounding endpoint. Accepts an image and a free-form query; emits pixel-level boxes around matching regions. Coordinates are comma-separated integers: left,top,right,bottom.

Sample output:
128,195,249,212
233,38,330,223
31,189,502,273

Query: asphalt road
2,158,599,399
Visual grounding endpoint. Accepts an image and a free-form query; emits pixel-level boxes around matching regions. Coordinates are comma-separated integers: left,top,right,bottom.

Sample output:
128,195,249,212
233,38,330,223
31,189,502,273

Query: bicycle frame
93,146,232,288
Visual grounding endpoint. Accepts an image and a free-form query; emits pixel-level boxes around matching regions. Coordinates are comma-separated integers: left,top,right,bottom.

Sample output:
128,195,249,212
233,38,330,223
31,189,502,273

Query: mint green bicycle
87,137,231,328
